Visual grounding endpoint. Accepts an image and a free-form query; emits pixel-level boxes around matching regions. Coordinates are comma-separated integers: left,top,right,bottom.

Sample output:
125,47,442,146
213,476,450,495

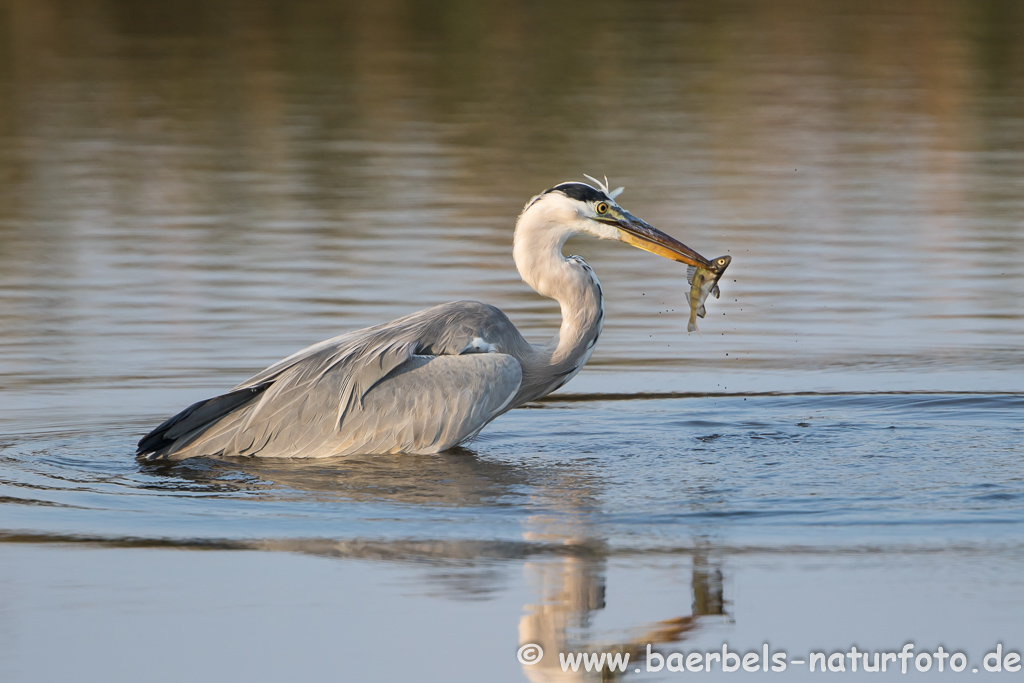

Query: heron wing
136,336,417,458
144,352,521,459
322,353,522,456
138,301,529,460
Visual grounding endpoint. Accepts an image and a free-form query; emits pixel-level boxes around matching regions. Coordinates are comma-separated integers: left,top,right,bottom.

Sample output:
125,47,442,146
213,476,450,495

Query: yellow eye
595,202,609,214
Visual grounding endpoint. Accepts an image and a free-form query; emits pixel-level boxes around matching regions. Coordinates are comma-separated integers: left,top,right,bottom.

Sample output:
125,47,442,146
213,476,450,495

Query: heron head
524,177,712,269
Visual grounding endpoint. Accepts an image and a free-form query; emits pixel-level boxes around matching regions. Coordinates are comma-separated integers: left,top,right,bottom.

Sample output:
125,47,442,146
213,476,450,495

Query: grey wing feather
138,301,531,460
147,352,521,459
325,354,522,455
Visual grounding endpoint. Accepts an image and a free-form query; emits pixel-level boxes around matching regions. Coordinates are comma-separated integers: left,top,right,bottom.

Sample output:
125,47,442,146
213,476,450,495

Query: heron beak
597,211,711,269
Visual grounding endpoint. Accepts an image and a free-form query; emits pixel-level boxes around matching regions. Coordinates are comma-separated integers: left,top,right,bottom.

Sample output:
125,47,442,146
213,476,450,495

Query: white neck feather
512,196,605,392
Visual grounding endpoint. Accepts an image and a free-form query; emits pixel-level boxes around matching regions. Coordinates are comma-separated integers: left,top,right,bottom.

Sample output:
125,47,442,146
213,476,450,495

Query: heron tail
136,382,272,458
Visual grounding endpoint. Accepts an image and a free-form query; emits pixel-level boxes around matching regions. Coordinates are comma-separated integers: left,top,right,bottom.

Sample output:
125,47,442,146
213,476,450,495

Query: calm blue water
3,394,1023,552
1,0,1023,680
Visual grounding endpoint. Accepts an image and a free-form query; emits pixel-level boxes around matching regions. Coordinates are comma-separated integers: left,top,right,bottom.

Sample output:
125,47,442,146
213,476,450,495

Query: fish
686,255,731,333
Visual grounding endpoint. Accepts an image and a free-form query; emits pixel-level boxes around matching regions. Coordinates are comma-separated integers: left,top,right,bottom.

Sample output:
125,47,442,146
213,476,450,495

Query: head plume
522,174,626,215
583,174,625,199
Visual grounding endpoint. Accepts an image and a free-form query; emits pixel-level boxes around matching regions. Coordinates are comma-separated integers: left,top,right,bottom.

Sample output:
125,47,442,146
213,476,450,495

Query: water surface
1,0,1022,681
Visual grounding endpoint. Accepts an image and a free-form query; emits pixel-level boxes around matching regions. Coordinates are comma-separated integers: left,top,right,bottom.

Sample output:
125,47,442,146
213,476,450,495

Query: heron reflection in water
141,454,728,682
138,177,714,460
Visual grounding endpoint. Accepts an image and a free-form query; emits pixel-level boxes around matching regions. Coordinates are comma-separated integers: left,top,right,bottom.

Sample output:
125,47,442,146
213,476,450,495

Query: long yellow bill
597,211,712,269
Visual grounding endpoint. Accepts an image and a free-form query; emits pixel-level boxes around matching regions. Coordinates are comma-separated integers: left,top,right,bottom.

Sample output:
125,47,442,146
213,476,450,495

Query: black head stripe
545,182,610,204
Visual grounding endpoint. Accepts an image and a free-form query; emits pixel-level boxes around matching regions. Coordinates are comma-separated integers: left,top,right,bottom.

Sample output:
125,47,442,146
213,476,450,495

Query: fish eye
717,258,727,266
595,202,609,214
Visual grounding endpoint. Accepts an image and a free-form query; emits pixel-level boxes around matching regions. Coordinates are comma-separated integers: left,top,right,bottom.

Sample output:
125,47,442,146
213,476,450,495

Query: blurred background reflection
1,0,1022,414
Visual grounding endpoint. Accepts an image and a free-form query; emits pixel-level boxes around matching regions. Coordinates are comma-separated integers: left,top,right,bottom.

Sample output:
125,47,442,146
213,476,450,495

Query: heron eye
595,202,609,214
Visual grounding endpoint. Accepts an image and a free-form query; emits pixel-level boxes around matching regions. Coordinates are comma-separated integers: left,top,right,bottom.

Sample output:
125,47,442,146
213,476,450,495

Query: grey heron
137,178,713,460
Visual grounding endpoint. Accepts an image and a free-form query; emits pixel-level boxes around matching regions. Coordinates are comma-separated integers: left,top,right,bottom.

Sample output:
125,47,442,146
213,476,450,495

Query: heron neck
513,215,605,386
